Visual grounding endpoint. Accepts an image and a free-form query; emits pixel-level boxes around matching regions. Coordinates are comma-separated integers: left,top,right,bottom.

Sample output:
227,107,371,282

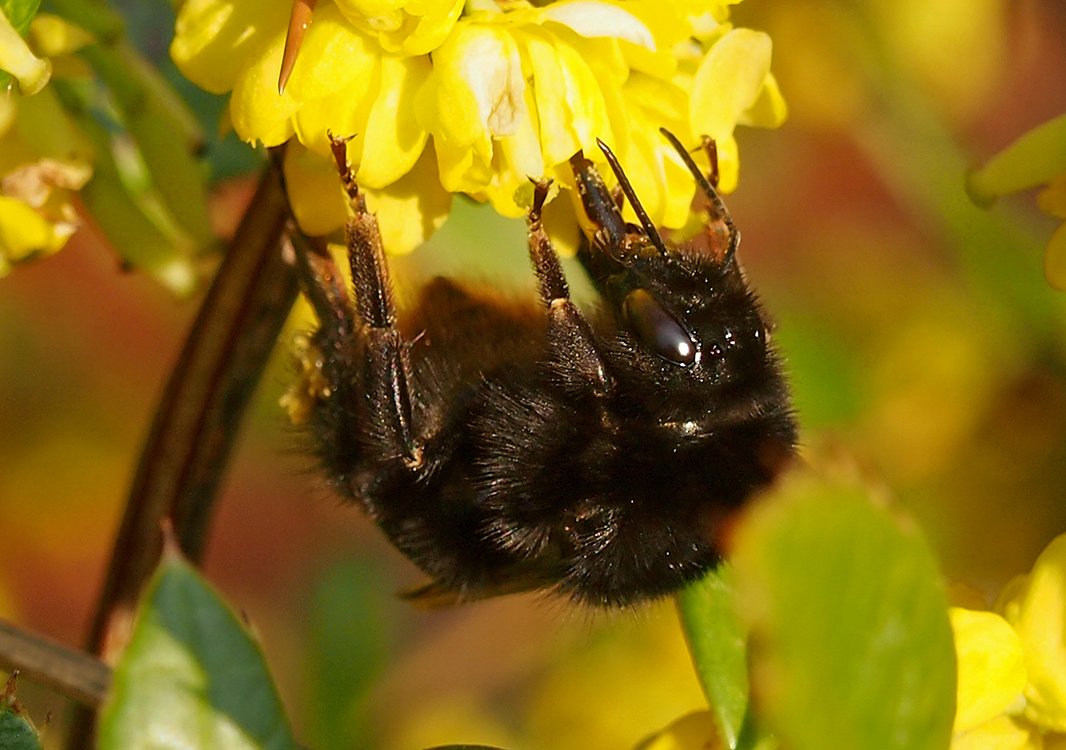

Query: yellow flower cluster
171,0,785,253
951,533,1066,749
0,11,92,274
968,113,1066,291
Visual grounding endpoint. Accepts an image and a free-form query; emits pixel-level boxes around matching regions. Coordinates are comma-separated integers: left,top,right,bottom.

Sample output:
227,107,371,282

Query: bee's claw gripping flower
172,0,785,252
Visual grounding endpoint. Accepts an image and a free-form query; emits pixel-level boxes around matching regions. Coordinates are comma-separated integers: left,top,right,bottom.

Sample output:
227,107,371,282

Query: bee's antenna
659,128,739,266
595,138,670,258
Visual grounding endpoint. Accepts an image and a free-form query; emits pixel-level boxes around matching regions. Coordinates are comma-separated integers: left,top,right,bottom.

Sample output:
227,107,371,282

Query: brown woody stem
65,162,298,747
0,620,111,708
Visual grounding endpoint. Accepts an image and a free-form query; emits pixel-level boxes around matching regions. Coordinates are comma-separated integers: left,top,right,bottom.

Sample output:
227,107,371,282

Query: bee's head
569,135,784,422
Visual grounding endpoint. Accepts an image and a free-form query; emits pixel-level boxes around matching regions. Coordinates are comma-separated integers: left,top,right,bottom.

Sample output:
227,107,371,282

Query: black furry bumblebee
292,130,795,607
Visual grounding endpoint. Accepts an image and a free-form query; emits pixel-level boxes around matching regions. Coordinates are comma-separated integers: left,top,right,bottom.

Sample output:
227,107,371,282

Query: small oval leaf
0,684,42,750
732,471,956,750
98,552,299,750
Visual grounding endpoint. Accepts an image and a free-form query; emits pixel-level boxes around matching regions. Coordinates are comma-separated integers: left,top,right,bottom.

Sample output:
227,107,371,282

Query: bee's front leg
328,135,421,467
527,181,611,394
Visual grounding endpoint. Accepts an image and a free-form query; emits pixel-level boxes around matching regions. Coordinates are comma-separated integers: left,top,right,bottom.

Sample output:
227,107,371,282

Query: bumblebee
292,131,795,606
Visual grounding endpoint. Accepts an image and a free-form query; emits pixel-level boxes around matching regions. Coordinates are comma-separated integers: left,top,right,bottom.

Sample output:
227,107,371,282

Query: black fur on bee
292,130,796,607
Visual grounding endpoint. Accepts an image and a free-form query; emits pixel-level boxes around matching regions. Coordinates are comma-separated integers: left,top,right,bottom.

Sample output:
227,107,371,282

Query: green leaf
98,551,300,750
731,472,956,750
55,80,201,295
1,0,40,34
78,40,215,252
676,566,751,749
0,689,42,750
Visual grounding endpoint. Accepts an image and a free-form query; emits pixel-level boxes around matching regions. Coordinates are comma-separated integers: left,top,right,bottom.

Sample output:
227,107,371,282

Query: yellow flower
1,13,93,274
171,0,784,253
998,534,1066,732
950,608,1027,740
950,532,1066,749
0,7,51,95
334,0,464,55
968,113,1066,290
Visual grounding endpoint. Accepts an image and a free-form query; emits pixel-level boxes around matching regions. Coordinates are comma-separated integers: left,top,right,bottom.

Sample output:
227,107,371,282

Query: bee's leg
329,135,421,466
568,151,627,250
527,181,611,392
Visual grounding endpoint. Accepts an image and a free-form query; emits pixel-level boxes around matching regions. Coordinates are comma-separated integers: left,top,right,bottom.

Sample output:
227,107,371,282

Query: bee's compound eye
623,288,698,366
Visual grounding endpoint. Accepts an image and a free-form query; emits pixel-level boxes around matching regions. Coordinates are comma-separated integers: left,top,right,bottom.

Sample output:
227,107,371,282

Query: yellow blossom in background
0,7,50,95
949,532,1066,749
968,113,1066,290
171,0,784,253
1,11,93,275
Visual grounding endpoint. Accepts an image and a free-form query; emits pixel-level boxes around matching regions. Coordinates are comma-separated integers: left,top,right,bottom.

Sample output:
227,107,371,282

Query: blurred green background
2,0,1066,747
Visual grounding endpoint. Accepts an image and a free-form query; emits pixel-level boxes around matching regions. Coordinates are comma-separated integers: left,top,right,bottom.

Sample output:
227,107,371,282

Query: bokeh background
2,0,1066,747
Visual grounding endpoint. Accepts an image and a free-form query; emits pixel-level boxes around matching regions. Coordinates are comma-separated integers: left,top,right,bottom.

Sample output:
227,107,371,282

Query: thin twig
0,620,111,708
65,163,297,748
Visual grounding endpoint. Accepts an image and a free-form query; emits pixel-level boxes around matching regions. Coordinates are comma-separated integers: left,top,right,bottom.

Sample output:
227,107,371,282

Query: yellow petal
0,195,68,271
967,113,1066,206
282,144,347,236
552,33,613,152
171,0,288,95
740,71,788,130
999,533,1066,731
640,710,725,750
481,85,545,218
689,27,773,142
358,54,431,189
29,14,94,58
432,133,494,194
283,141,451,253
421,22,524,162
382,0,465,56
523,28,573,164
363,142,452,254
950,608,1027,735
0,8,51,95
541,1,655,51
523,28,612,165
283,4,377,103
229,26,297,146
292,52,381,158
951,715,1042,750
334,0,405,25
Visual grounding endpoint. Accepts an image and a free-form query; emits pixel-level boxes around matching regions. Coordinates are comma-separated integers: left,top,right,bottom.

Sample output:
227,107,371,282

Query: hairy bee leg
329,135,421,465
527,180,569,303
527,180,610,391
